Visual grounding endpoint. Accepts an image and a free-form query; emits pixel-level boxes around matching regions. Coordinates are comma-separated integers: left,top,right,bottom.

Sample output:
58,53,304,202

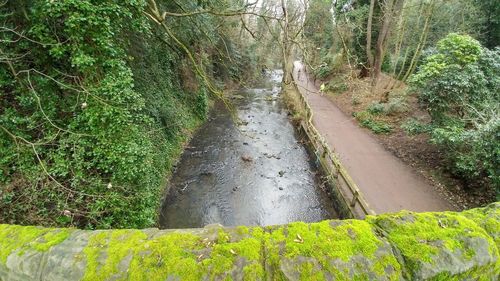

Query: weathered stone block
265,220,403,280
0,204,498,280
370,207,499,280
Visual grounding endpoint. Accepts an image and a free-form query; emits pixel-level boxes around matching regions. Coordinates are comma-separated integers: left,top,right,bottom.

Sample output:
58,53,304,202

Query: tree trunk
281,0,293,85
401,0,434,82
364,0,376,77
372,0,404,85
390,1,406,79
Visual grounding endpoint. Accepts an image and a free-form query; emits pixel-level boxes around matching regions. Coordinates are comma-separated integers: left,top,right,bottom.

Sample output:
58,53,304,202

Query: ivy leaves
0,0,159,228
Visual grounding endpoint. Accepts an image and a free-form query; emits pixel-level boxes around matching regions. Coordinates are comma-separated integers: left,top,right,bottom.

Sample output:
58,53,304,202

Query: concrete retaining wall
1,203,499,280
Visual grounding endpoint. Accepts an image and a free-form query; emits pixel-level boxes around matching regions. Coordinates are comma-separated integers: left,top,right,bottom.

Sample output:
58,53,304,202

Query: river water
159,70,337,229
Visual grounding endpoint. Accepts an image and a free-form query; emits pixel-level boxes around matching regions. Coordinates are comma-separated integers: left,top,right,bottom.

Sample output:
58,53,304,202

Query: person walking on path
292,61,455,214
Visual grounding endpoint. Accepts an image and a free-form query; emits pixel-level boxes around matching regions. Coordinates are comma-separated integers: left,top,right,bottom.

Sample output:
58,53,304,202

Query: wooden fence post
350,190,359,208
290,77,375,218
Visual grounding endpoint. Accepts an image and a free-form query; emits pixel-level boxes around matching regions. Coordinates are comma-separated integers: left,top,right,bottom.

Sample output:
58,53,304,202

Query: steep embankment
0,1,249,229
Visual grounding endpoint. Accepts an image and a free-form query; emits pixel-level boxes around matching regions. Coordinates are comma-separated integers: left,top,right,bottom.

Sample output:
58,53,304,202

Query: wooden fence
290,81,375,218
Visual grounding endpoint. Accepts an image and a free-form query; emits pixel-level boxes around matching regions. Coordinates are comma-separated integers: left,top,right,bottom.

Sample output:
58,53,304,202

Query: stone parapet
0,203,498,280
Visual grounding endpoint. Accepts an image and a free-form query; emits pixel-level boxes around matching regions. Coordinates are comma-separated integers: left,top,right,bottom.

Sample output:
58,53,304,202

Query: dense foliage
303,0,495,81
303,0,336,78
0,0,253,228
299,0,499,200
1,0,498,229
411,34,499,195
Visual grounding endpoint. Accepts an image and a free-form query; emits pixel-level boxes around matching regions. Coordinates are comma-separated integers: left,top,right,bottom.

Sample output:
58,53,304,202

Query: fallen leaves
293,233,304,243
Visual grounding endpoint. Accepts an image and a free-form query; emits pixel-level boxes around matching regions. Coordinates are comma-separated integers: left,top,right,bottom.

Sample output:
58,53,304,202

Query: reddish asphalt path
293,61,455,214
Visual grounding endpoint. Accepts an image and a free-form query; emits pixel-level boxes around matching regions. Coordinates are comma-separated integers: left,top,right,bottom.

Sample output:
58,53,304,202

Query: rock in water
241,155,253,162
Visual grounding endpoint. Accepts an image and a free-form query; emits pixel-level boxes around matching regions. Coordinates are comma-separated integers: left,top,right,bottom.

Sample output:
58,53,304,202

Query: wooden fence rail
291,80,375,218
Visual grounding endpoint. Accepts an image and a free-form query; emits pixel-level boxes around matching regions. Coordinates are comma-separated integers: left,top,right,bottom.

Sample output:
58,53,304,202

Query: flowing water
159,70,337,228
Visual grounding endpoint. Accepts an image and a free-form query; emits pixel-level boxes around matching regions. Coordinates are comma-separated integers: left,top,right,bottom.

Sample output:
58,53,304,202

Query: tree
240,0,306,85
372,0,404,83
474,0,499,48
365,0,376,73
411,33,499,193
279,0,307,85
303,0,334,70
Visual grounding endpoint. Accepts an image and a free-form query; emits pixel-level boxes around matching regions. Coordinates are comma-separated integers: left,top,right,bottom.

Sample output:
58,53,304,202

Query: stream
159,70,337,229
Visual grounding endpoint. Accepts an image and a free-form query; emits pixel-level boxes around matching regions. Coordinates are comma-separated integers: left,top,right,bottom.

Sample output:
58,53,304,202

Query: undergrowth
0,1,253,229
353,111,393,134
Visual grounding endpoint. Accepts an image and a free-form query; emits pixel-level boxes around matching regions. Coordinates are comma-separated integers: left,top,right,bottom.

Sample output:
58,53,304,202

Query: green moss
369,210,498,275
461,203,500,248
0,224,72,264
264,220,400,280
32,229,71,251
217,229,231,244
282,220,380,262
202,228,265,279
237,225,250,235
83,230,149,280
428,265,496,281
82,227,266,280
242,263,265,281
128,232,203,280
3,205,498,279
299,262,325,281
263,225,286,274
372,254,401,280
83,230,204,281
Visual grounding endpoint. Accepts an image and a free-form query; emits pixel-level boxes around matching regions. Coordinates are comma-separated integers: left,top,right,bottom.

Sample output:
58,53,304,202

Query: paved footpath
293,61,455,214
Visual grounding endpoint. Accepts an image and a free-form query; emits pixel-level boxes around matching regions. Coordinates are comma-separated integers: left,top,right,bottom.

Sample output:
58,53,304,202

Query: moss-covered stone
0,204,498,280
265,220,402,280
369,208,499,279
462,202,500,248
0,224,72,264
80,225,266,281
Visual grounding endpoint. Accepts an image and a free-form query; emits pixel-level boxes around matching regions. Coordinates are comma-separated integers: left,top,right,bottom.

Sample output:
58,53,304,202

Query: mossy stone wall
0,203,498,280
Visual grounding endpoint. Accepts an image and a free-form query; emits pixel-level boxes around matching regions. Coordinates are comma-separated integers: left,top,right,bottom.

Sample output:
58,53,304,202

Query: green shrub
354,111,393,134
411,34,489,122
0,0,160,229
401,118,432,135
367,103,385,115
411,33,499,195
431,119,499,185
324,77,348,93
314,53,344,79
367,97,408,117
385,95,409,115
314,62,333,79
